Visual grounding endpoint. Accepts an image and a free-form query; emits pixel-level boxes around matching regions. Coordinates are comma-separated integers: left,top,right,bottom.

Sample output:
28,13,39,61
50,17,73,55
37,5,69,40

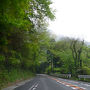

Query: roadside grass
0,69,35,90
78,78,90,82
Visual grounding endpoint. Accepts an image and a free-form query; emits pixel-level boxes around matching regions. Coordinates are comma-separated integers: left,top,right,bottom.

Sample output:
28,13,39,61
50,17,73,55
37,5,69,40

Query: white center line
66,85,70,87
71,87,77,89
32,87,36,90
28,82,39,90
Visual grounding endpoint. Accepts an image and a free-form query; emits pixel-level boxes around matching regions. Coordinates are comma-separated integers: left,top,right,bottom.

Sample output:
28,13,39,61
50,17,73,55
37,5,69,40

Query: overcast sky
48,0,90,42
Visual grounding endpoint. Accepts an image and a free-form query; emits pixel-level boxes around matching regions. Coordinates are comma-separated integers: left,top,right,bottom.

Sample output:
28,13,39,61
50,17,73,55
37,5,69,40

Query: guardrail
78,75,90,79
50,74,90,79
50,73,71,78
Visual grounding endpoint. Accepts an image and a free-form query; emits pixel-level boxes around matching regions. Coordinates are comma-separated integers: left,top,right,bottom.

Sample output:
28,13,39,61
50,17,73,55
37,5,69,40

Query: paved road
14,74,90,90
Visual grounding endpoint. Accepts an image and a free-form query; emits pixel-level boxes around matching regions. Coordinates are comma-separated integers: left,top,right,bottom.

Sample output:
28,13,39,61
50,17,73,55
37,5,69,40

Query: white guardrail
50,73,71,78
50,74,90,79
78,75,90,79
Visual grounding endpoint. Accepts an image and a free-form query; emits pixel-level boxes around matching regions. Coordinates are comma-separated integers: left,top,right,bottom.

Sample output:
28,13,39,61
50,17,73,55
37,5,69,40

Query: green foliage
81,66,90,75
45,37,90,78
0,69,34,89
9,57,20,65
0,54,5,62
0,0,55,88
0,0,90,87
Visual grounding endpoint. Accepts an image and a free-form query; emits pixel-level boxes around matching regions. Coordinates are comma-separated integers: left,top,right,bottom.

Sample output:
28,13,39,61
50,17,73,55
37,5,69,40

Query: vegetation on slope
0,0,54,89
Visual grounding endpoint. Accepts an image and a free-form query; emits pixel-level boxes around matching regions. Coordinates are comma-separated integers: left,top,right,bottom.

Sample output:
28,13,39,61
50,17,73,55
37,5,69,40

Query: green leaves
0,0,55,74
0,0,55,87
0,55,5,62
9,57,20,65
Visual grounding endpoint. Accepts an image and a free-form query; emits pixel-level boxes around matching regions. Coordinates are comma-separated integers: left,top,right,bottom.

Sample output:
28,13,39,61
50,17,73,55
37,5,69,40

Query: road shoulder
2,78,33,90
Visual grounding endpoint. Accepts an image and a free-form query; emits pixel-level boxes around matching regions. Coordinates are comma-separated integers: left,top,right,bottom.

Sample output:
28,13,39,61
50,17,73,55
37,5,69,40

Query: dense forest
0,0,90,89
0,0,54,88
46,38,90,76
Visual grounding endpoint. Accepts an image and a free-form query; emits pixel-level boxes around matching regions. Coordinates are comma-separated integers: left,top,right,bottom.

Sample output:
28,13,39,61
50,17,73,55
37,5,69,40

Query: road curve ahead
14,74,90,90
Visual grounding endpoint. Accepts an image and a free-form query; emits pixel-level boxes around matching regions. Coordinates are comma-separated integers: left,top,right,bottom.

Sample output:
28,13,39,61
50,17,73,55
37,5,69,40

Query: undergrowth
0,69,34,90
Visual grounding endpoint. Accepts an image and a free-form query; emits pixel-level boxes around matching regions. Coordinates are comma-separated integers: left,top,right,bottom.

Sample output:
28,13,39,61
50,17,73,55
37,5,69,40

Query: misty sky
48,0,90,42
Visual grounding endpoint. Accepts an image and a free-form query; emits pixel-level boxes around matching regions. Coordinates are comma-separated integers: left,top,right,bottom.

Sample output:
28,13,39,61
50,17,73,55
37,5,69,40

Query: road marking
28,82,39,90
49,77,86,90
35,84,39,88
71,87,77,89
32,88,36,90
66,85,70,87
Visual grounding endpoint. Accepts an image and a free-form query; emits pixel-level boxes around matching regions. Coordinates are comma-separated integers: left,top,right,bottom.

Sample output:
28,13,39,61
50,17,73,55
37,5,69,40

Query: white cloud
49,0,90,42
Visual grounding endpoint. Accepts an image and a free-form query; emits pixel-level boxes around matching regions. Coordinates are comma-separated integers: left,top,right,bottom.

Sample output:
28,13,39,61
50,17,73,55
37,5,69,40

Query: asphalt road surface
14,74,90,90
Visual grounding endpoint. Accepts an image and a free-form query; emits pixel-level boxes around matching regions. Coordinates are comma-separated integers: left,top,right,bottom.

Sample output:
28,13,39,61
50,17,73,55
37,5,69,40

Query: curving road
3,74,90,90
14,74,90,90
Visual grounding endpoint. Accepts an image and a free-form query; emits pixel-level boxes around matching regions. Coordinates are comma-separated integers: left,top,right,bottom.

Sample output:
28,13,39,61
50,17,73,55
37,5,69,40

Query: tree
70,39,84,76
0,0,55,71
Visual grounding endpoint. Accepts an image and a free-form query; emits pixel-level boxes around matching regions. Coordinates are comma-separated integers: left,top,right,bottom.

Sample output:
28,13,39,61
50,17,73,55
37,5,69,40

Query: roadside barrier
50,73,71,78
50,74,90,79
78,75,90,80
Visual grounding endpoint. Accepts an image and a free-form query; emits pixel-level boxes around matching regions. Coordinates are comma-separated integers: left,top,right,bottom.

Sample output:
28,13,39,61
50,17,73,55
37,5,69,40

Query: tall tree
70,39,84,76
